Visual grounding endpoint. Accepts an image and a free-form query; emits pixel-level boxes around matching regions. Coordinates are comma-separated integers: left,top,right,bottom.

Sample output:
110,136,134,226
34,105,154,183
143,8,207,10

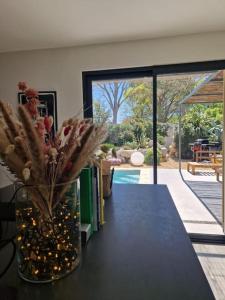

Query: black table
1,184,215,300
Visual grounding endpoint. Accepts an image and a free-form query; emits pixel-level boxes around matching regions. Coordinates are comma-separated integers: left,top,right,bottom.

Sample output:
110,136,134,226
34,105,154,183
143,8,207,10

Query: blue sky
92,82,131,123
92,73,212,124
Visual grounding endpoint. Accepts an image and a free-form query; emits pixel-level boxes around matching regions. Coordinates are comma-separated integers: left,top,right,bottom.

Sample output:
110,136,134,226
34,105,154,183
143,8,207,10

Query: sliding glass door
89,75,155,185
83,60,225,239
156,71,224,237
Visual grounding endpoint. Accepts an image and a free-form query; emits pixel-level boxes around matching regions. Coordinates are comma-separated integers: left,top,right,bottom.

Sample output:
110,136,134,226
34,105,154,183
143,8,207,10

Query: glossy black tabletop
0,184,215,300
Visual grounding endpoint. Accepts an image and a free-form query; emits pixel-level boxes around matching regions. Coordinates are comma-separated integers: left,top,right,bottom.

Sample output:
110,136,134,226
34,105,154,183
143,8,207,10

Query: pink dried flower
79,124,86,135
24,98,39,118
43,144,51,155
64,126,71,136
44,116,54,133
18,81,27,91
64,161,73,172
25,88,38,98
35,118,46,140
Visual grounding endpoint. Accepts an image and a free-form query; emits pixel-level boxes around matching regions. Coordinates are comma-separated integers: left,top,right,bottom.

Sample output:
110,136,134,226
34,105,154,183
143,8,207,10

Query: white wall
0,31,225,124
0,31,225,186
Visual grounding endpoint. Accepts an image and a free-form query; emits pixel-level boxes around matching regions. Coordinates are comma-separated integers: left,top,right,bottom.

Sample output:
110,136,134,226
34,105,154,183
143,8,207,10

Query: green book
80,167,94,235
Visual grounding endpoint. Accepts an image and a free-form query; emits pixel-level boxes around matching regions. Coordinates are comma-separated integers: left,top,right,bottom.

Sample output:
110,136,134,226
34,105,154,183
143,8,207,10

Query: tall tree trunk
96,81,128,124
112,109,118,124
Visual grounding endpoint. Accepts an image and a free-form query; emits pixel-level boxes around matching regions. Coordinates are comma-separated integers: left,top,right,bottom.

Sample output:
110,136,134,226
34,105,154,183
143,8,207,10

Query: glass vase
15,179,81,283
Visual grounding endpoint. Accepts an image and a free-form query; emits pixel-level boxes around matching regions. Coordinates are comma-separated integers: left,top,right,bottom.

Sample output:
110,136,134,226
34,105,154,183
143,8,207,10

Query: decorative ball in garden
130,151,144,166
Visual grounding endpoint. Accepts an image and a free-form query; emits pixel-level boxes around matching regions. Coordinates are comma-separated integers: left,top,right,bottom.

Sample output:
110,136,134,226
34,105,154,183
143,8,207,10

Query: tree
157,78,195,123
93,101,111,124
125,78,196,124
175,103,223,158
94,81,129,124
125,81,152,120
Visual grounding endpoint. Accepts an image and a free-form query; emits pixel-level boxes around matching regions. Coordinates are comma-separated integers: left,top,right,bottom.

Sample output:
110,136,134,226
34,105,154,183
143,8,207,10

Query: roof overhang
181,70,224,104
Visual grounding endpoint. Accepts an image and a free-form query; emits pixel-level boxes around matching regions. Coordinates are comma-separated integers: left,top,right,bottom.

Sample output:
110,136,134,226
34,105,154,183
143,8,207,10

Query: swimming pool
113,169,140,184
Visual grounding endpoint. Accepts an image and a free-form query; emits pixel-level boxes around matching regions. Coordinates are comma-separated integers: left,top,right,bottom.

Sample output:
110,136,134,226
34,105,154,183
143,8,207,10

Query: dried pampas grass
0,98,107,219
18,105,45,183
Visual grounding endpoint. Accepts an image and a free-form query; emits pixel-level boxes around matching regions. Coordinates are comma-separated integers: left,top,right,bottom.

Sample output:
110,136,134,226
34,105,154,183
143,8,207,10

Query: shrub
123,142,138,150
174,104,223,159
105,124,134,146
144,148,161,165
132,121,145,147
157,135,164,146
157,123,168,137
144,121,153,139
105,121,155,148
100,143,114,153
111,147,117,158
174,130,195,159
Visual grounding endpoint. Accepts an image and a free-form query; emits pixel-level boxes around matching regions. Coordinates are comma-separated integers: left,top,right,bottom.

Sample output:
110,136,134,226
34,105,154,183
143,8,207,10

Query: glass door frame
82,60,225,238
82,68,157,184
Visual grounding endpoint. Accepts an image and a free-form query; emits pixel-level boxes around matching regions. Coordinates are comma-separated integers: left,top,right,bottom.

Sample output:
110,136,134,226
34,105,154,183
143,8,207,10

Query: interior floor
194,243,225,300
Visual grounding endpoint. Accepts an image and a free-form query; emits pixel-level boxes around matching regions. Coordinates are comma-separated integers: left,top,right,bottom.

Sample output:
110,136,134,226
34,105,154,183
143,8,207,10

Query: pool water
113,169,140,184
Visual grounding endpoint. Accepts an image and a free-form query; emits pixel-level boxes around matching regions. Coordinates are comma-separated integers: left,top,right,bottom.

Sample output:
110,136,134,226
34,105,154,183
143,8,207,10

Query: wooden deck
186,181,222,225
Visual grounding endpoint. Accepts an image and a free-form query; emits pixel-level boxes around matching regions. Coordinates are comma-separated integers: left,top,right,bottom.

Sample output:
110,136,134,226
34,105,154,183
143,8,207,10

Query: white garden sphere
130,151,144,166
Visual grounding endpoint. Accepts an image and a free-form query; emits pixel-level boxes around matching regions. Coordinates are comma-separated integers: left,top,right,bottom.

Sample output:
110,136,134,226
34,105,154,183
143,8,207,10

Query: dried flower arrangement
0,82,107,219
0,82,107,282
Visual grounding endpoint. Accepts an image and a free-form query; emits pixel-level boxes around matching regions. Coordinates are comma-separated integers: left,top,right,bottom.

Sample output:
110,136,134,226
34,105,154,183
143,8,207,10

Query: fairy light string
16,183,80,282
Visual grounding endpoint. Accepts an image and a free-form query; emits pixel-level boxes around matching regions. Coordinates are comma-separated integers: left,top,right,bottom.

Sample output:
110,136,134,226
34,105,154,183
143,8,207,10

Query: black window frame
82,59,225,185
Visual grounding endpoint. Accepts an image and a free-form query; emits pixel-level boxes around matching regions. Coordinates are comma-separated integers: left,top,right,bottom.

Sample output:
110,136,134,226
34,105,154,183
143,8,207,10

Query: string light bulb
16,196,81,282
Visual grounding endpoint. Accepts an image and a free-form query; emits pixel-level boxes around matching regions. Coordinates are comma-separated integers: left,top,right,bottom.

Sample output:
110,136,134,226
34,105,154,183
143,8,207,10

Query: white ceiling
1,0,225,53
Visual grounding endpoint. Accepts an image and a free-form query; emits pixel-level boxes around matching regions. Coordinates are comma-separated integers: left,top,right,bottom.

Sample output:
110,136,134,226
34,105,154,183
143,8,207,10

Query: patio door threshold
189,233,225,245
